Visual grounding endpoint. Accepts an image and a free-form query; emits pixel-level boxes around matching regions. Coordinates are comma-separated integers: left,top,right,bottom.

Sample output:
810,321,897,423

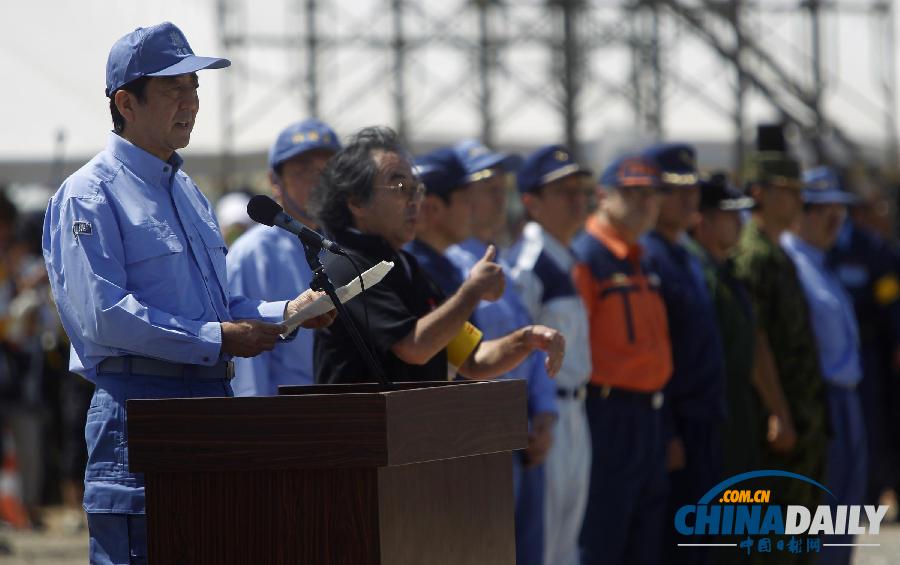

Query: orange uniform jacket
571,216,673,392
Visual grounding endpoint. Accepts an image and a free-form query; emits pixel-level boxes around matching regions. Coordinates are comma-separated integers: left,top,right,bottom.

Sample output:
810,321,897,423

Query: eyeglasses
377,179,426,201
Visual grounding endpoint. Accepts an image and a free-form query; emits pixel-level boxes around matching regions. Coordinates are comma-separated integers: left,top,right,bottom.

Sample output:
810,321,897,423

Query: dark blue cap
106,22,230,97
802,166,859,205
698,172,754,211
269,119,341,170
599,154,659,189
452,139,522,182
413,147,469,198
517,144,591,194
641,142,698,186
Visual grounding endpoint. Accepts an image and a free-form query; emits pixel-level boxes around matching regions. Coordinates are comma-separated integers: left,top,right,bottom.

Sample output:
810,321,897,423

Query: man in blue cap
507,144,592,565
822,167,900,510
640,142,726,565
226,119,341,395
42,23,335,563
573,154,672,565
405,147,473,297
781,173,866,565
442,140,559,565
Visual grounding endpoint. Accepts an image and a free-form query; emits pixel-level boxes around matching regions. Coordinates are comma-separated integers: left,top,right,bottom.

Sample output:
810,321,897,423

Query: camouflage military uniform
733,219,828,565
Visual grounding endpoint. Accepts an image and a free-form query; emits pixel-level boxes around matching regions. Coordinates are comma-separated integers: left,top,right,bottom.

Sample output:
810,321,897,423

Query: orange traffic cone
0,426,30,529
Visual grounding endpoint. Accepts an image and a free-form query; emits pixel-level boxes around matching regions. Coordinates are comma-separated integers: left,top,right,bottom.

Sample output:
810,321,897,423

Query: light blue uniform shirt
447,238,557,417
782,232,863,387
42,133,288,514
227,224,315,394
42,134,287,379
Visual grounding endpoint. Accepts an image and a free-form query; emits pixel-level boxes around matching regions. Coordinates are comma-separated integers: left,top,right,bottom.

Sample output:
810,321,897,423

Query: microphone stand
302,241,392,389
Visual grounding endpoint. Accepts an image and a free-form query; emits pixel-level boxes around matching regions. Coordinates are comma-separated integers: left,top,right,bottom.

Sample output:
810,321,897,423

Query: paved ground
1,509,898,563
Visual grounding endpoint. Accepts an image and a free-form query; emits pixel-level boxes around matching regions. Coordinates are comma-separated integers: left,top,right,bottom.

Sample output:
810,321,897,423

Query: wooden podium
127,379,526,564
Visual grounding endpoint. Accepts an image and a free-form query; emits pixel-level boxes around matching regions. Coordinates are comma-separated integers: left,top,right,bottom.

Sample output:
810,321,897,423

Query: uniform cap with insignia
451,139,522,183
742,151,802,190
599,154,660,189
269,119,342,170
641,142,698,187
413,147,469,198
516,144,592,194
801,166,859,206
105,22,231,97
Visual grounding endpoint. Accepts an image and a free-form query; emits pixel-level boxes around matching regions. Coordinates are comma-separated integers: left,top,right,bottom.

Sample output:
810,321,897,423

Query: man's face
431,186,474,244
656,184,700,233
272,149,334,225
350,150,423,250
603,184,662,235
755,181,803,229
802,203,848,250
705,209,743,253
126,74,200,159
526,174,592,241
468,170,507,235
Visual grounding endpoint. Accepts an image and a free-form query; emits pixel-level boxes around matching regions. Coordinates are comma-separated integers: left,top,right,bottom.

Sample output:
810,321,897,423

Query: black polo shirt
313,228,448,384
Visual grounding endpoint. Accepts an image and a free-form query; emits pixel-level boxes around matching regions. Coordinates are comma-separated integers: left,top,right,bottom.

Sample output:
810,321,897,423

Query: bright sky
1,0,897,163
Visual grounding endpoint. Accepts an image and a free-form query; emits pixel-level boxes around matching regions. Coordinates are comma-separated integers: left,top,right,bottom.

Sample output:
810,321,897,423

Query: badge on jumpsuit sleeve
73,221,93,237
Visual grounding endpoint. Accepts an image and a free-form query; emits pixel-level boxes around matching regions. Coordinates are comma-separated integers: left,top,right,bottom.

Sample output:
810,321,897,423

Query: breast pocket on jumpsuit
122,219,202,319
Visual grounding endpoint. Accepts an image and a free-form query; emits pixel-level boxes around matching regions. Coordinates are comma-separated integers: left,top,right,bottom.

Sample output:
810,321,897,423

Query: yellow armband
446,321,484,373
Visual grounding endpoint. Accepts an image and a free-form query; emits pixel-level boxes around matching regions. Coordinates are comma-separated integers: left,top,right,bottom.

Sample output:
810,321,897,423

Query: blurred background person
573,155,672,565
781,171,865,565
641,143,726,565
733,152,828,565
686,173,764,480
509,143,592,565
227,119,341,395
823,167,900,512
450,140,558,565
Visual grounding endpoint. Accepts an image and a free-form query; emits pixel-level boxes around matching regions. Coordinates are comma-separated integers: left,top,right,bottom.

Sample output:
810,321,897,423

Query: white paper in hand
281,261,394,336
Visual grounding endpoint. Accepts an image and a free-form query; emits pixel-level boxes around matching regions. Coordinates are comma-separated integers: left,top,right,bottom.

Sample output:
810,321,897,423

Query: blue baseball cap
517,145,592,194
641,142,698,186
599,155,660,189
413,147,469,198
105,22,231,97
802,166,859,205
269,119,341,170
452,139,522,182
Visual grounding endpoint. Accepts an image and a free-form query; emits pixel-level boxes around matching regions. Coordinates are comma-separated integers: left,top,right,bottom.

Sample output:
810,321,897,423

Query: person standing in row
510,144,593,565
574,155,672,565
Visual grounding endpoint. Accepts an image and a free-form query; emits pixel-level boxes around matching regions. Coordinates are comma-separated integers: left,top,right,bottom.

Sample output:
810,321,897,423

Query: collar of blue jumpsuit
109,132,184,189
781,232,863,387
404,238,465,298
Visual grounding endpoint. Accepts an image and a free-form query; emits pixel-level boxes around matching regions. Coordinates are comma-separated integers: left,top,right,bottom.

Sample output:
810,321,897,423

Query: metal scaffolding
214,0,897,183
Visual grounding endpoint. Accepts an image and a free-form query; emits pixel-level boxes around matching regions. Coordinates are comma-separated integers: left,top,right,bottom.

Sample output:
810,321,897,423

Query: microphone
247,195,344,255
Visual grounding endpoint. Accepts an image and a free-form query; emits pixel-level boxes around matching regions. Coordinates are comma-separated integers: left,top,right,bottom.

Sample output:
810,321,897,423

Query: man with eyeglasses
572,155,672,565
309,127,565,387
508,144,593,565
226,119,341,395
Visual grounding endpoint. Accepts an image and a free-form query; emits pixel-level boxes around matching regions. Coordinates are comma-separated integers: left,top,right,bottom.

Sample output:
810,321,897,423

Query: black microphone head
247,195,283,227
